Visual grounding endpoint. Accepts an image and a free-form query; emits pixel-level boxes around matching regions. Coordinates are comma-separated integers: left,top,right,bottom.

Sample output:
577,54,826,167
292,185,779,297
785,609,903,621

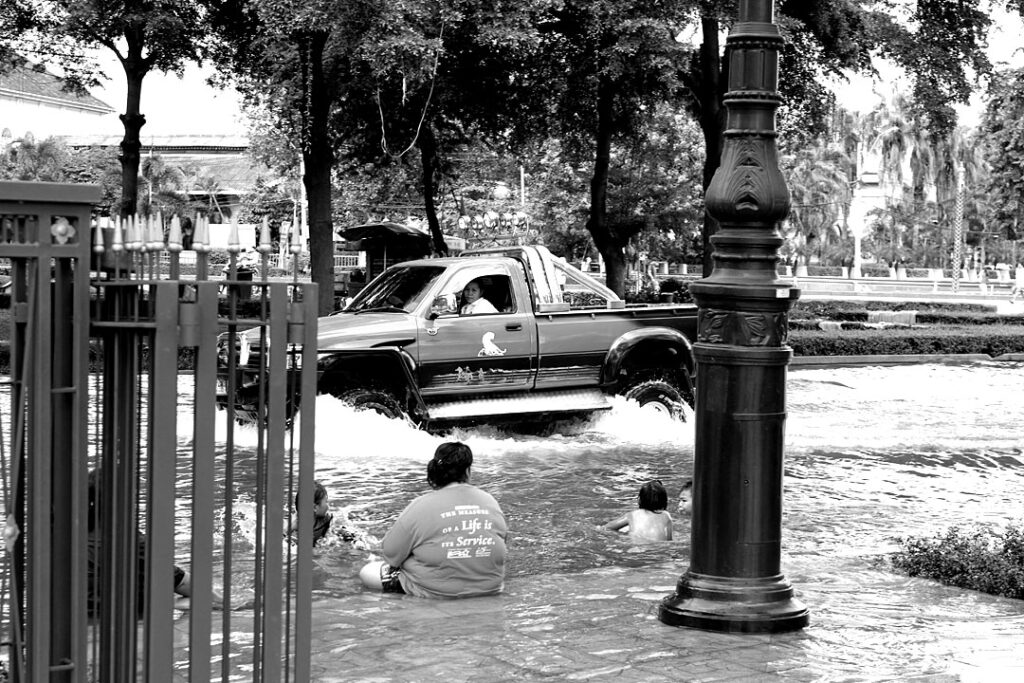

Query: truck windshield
345,265,446,313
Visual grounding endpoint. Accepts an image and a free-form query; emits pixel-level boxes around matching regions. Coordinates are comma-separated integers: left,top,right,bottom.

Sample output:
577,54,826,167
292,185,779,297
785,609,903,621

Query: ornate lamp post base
660,572,808,634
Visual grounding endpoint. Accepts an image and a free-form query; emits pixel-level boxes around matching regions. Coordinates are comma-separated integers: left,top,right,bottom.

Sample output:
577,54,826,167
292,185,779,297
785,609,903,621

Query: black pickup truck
218,246,698,428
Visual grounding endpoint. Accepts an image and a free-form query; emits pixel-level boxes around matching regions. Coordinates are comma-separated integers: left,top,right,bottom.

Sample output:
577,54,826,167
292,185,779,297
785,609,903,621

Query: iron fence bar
8,256,33,682
71,249,92,683
50,244,91,683
260,284,289,680
144,282,180,678
189,282,220,682
293,286,318,682
223,309,242,682
29,242,53,682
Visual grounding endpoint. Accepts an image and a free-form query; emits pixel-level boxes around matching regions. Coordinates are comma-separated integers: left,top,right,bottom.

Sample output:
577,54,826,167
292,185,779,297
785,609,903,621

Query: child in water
677,479,692,515
290,480,369,548
290,480,335,546
603,480,673,541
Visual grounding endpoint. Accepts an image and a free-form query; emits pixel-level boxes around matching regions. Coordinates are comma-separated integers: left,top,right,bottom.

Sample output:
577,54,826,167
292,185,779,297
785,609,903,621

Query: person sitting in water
459,278,498,315
603,480,673,541
359,441,508,598
677,479,692,516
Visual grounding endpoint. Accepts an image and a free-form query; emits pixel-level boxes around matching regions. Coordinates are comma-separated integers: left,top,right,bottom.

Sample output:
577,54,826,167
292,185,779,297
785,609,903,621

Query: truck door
416,263,537,397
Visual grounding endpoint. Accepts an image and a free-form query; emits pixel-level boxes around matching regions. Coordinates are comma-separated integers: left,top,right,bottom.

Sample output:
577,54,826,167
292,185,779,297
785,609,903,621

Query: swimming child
290,480,334,546
677,479,692,515
603,480,673,541
290,480,370,547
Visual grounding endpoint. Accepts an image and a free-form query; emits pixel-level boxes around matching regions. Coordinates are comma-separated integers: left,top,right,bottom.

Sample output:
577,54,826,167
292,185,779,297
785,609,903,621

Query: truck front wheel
623,379,688,420
336,388,406,421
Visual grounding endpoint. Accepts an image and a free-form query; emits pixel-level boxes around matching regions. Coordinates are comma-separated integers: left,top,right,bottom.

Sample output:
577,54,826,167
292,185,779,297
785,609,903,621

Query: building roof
0,61,113,114
61,133,248,152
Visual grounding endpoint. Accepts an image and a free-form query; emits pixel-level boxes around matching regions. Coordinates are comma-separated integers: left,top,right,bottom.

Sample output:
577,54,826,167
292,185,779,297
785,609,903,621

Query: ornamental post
658,0,808,633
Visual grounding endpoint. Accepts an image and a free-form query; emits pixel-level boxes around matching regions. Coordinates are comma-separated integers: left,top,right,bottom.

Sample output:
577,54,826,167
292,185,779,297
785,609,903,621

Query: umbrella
337,221,432,270
337,221,431,243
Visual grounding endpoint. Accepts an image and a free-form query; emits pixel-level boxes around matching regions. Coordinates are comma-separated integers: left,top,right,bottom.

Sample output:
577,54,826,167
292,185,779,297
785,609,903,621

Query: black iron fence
0,181,319,682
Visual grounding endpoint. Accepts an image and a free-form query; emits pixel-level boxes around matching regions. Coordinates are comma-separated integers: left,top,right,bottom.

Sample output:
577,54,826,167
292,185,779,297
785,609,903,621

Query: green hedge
789,325,1024,357
791,300,995,318
890,524,1024,600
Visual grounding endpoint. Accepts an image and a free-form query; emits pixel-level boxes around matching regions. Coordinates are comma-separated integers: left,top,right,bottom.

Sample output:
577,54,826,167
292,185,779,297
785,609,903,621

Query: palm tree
138,154,187,217
2,134,70,181
868,93,932,206
782,143,854,268
931,126,987,271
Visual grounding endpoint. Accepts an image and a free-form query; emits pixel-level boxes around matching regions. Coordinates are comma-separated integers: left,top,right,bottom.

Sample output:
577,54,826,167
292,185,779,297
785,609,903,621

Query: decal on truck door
478,332,507,357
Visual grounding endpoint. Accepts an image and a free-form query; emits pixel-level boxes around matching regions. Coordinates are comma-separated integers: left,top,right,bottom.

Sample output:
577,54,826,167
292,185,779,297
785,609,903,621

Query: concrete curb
791,352,1024,368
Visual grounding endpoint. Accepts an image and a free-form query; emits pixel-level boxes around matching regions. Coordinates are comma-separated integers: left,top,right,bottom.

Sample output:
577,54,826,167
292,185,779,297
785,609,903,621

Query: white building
0,60,116,140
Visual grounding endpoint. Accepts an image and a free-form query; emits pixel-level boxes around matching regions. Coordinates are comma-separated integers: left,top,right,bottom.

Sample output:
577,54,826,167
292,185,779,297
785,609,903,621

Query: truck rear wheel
623,379,688,420
336,388,406,420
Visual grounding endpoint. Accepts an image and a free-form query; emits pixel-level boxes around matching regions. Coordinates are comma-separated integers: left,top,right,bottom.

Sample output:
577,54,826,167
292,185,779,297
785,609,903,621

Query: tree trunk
417,124,448,255
695,16,724,278
117,49,147,218
586,73,627,296
301,32,337,316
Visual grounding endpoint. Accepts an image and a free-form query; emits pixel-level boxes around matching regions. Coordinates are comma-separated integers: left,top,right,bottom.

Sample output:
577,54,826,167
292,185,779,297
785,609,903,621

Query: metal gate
0,181,319,681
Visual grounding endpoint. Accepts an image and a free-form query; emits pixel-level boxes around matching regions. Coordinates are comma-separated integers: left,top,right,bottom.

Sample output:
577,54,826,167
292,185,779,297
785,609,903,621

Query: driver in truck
459,278,498,315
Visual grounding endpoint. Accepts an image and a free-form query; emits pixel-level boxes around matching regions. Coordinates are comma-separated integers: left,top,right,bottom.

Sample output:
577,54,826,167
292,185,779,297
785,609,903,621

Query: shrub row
791,310,1024,326
889,524,1024,600
788,325,1024,357
791,299,995,318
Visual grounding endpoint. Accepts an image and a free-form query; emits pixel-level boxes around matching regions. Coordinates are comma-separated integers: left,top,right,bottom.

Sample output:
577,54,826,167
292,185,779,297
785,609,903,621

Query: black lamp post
658,0,808,633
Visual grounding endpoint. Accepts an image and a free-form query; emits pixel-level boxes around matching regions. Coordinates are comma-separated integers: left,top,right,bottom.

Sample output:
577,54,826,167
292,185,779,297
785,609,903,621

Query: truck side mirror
429,294,456,319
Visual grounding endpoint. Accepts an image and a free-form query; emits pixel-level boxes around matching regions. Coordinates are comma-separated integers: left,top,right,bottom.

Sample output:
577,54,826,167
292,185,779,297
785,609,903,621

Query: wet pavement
188,556,1024,682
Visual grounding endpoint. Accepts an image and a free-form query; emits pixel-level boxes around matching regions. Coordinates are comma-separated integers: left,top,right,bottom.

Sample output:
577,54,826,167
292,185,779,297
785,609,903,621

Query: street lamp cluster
455,211,529,233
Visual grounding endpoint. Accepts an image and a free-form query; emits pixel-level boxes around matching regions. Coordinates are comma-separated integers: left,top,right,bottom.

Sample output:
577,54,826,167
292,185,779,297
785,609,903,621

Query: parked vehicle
217,246,698,428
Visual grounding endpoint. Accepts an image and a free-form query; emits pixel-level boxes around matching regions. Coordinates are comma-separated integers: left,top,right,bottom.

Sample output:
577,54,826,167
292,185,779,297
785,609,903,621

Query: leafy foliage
890,524,1024,600
0,136,121,213
981,67,1024,243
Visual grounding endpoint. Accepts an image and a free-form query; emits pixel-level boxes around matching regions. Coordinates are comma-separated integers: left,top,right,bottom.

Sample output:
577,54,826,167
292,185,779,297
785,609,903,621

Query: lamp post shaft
658,0,808,633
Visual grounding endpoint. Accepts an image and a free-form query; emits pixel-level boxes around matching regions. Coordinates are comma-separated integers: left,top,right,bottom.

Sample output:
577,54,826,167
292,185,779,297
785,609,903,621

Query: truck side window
559,267,615,309
443,270,517,315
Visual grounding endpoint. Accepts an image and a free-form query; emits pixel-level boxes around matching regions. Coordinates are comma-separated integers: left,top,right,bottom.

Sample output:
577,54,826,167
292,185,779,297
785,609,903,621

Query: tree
204,0,377,315
981,67,1024,253
780,143,853,266
537,0,698,295
7,1,206,218
0,133,69,181
336,0,551,256
681,1,881,276
681,1,996,276
0,2,35,66
138,153,187,217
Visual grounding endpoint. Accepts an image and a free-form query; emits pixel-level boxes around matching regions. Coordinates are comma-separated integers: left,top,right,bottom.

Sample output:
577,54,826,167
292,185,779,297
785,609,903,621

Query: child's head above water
638,480,668,512
296,480,330,517
678,479,693,515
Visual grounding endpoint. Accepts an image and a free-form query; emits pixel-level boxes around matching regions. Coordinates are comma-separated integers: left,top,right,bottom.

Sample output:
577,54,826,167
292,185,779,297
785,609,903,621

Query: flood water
174,361,1024,602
